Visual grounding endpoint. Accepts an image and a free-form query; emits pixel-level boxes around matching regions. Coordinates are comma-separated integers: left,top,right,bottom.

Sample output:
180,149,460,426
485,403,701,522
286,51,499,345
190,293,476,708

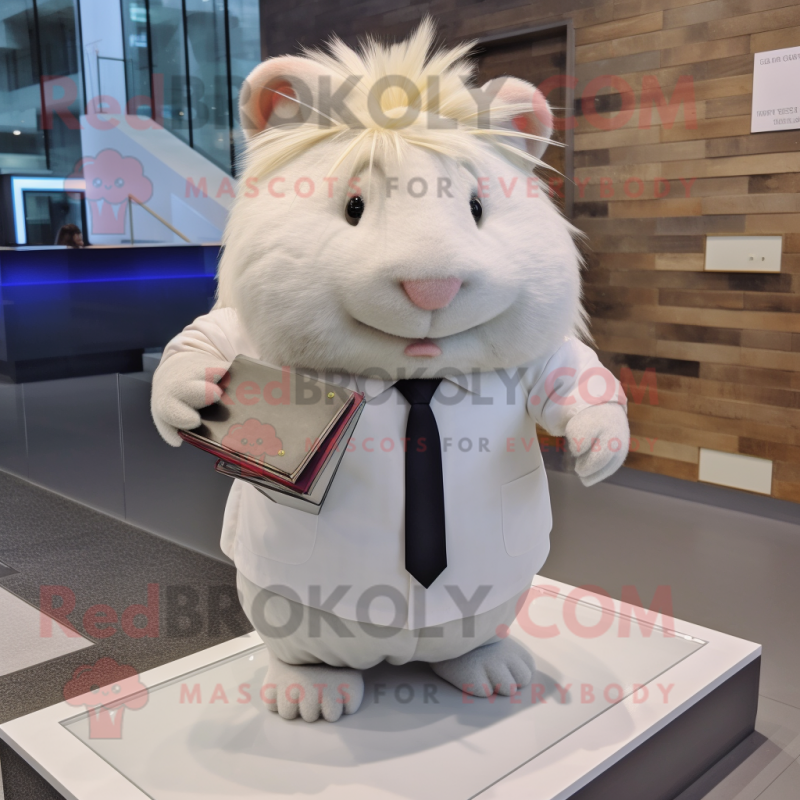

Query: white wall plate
705,235,782,273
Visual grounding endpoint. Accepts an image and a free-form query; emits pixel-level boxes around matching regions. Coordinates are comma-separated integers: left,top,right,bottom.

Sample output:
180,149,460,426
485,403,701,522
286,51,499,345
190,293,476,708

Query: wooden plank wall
261,0,800,502
569,0,800,503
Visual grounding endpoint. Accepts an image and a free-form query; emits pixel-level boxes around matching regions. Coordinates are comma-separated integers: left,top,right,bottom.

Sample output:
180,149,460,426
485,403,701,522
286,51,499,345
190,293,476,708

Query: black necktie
395,379,447,588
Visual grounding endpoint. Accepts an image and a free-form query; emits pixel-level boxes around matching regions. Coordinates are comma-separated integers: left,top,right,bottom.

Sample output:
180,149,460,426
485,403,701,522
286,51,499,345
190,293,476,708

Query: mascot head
218,19,586,379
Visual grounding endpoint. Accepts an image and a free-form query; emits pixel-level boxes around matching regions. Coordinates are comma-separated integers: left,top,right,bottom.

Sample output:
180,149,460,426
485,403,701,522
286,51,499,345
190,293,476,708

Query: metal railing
128,194,190,244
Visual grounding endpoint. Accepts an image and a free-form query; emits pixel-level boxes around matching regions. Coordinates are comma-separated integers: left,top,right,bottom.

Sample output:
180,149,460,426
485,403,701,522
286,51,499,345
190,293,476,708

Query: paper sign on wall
751,46,800,133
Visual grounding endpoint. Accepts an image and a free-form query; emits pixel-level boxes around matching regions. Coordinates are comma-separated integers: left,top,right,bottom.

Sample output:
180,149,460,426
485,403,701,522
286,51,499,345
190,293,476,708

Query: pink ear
239,56,330,139
481,77,553,159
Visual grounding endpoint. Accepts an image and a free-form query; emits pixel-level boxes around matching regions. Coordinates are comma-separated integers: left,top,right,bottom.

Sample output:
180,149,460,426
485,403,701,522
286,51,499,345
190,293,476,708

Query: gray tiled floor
544,471,800,800
757,758,800,800
0,468,251,800
671,697,800,800
1,468,798,798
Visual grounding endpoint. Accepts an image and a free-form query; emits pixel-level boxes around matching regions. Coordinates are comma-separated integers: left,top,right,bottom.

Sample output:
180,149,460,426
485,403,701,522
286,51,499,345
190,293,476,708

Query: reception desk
0,245,229,558
0,244,219,382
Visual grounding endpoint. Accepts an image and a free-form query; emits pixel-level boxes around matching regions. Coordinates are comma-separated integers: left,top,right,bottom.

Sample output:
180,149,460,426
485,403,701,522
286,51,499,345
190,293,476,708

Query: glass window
227,0,260,170
23,190,85,245
148,0,190,144
116,0,260,175
121,0,153,117
0,0,47,173
36,0,85,175
185,0,230,172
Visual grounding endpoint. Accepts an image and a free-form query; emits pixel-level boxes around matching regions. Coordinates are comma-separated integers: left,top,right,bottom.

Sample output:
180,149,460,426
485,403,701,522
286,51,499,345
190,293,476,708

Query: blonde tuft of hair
239,17,553,184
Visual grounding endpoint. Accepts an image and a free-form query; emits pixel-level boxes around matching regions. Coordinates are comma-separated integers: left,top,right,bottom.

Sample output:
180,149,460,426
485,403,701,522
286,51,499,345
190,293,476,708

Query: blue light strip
11,176,87,245
0,273,215,288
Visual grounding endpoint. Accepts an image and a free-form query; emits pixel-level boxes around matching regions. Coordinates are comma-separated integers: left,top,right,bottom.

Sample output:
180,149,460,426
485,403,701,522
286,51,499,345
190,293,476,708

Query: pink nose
402,277,462,311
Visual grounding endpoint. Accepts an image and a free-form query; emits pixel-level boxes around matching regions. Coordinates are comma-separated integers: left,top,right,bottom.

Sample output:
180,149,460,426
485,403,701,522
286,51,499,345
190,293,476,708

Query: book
178,355,365,514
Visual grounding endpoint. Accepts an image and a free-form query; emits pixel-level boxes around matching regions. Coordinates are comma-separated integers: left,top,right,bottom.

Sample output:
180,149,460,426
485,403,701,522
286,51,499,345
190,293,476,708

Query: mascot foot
263,656,364,722
431,638,535,698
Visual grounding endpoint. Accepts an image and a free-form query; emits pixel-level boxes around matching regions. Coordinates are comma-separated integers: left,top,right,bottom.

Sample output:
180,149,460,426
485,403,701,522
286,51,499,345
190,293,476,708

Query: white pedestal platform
0,578,761,800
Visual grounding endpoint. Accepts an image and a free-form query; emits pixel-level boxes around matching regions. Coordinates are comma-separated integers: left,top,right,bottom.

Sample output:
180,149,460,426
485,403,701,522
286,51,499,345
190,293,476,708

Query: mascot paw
150,352,229,446
262,656,364,722
565,403,630,487
431,638,535,698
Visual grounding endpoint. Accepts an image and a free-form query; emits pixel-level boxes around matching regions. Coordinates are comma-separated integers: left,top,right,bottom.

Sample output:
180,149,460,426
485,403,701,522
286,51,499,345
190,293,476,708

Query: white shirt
160,307,626,629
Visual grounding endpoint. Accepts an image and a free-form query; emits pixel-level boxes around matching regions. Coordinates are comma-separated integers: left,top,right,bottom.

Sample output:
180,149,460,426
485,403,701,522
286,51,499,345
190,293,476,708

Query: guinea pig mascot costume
151,20,630,723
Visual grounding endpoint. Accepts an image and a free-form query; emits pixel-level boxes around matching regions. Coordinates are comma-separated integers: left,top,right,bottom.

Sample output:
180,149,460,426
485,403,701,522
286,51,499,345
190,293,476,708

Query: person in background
55,224,85,248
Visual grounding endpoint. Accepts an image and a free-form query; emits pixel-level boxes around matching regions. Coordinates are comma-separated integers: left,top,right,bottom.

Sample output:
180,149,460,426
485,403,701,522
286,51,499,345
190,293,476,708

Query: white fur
235,19,554,184
431,638,535,698
263,656,364,722
151,351,227,446
566,404,630,487
151,22,630,723
221,142,585,380
215,19,587,380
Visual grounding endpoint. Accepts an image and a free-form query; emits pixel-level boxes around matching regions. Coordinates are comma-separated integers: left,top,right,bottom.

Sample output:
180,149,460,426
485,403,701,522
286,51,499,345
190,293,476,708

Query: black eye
346,195,364,225
470,196,482,224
